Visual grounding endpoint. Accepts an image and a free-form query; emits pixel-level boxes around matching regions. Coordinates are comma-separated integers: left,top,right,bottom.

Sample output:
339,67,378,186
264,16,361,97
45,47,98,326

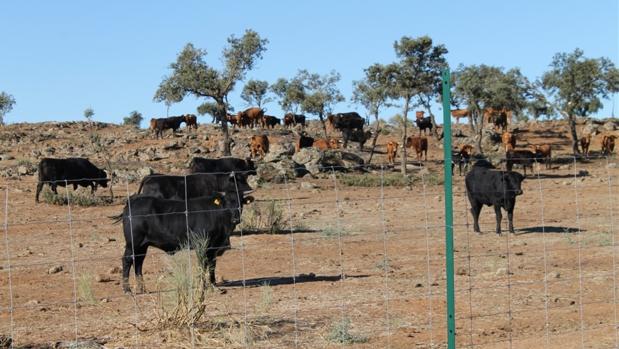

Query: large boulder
263,142,295,162
322,150,365,172
582,122,599,135
256,159,299,183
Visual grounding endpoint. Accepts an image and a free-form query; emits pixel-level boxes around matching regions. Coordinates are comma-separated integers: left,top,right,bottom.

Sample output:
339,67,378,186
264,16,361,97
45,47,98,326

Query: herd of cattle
30,109,617,294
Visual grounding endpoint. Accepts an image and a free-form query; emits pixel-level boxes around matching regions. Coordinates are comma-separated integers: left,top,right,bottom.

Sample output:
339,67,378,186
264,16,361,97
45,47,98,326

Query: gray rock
17,166,29,175
48,265,63,274
582,123,599,135
292,147,322,165
607,163,617,169
137,167,154,178
263,143,295,162
300,181,317,190
603,121,617,131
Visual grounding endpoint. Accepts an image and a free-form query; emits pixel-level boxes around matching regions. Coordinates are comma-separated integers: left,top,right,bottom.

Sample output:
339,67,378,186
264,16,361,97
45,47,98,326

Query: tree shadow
515,226,582,235
220,273,370,288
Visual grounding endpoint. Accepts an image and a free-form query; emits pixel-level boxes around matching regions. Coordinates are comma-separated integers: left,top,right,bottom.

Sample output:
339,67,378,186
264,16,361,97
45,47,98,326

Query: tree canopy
154,29,268,155
123,110,143,127
271,77,306,113
0,92,16,125
241,79,272,108
83,107,95,121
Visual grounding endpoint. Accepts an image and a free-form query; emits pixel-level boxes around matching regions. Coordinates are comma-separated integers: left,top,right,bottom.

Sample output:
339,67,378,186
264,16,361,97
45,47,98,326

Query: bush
40,188,109,207
123,110,143,127
240,200,284,233
327,317,368,344
77,273,96,305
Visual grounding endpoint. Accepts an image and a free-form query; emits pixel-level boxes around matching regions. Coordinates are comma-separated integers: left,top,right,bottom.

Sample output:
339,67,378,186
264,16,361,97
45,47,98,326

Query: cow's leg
73,183,78,190
122,246,134,293
35,182,44,203
51,183,58,195
133,246,148,294
470,201,482,233
493,205,503,235
203,248,225,294
507,207,515,234
424,149,428,161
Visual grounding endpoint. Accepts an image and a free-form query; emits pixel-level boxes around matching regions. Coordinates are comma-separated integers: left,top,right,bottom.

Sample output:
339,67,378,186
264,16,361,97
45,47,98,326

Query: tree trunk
367,112,381,164
219,101,232,156
474,112,483,155
318,112,328,138
400,98,410,175
568,114,580,155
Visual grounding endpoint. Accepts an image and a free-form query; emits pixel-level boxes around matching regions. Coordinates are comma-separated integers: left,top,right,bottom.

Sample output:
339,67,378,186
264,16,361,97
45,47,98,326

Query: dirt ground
1,119,619,348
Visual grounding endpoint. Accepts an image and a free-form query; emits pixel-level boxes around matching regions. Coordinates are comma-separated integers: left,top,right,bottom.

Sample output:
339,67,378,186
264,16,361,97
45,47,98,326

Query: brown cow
602,135,617,156
312,138,338,151
580,134,592,158
250,135,269,158
237,107,264,128
149,118,157,131
460,144,474,157
405,136,428,161
451,109,470,124
386,141,398,165
226,113,238,127
415,110,425,120
502,131,516,152
530,144,552,169
183,114,198,129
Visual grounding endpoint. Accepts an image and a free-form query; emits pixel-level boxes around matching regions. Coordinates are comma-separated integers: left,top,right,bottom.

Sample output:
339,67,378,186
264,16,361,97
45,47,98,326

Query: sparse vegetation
327,317,368,344
321,226,349,239
77,273,96,305
240,200,284,233
123,110,143,127
40,187,109,206
338,172,442,187
255,282,273,315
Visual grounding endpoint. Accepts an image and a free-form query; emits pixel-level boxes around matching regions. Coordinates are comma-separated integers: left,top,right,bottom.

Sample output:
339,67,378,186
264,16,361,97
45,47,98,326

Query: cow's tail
136,177,147,194
109,213,124,224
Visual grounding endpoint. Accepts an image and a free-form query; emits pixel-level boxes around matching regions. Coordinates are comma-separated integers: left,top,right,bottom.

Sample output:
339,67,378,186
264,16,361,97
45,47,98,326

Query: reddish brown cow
250,135,269,158
312,138,338,151
405,136,428,161
149,118,157,131
237,107,265,128
183,114,198,129
580,134,591,158
602,135,617,155
386,141,398,165
226,113,238,127
530,144,552,169
502,131,516,152
451,109,470,124
460,144,474,157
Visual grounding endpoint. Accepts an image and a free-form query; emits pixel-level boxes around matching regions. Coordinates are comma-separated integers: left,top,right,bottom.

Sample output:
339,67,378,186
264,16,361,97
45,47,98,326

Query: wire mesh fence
0,155,618,348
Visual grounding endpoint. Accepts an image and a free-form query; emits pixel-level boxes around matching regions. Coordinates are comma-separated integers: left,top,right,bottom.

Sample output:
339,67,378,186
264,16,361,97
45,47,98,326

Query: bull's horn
243,190,255,195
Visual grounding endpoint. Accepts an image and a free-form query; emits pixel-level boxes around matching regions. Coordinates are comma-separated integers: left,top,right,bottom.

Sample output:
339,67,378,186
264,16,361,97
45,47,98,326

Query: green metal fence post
442,68,456,349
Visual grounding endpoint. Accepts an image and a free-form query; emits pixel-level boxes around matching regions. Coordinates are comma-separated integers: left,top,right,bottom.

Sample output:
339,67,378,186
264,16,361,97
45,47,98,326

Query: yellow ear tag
213,198,221,206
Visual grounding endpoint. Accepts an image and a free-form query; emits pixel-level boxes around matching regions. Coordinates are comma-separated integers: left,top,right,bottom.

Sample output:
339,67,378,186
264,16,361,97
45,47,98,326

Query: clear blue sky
1,0,617,126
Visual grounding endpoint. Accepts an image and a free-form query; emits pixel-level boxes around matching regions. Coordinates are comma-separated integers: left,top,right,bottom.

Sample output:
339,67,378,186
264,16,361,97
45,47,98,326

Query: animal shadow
221,273,369,288
516,226,582,235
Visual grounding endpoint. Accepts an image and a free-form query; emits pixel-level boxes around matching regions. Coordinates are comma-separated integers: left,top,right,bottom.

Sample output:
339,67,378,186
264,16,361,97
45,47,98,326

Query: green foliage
271,76,306,113
241,79,272,108
83,107,95,121
0,92,16,124
352,63,392,119
388,113,414,129
327,318,368,344
122,110,143,127
339,172,441,187
542,48,619,117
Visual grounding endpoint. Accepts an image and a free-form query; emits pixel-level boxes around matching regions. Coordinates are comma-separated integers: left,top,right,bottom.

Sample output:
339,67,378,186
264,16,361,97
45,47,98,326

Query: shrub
240,200,284,233
77,273,96,305
327,317,368,344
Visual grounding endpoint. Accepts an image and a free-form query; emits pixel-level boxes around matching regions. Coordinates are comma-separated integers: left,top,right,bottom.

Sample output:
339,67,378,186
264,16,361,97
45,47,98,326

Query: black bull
113,192,253,293
465,160,525,235
35,158,109,203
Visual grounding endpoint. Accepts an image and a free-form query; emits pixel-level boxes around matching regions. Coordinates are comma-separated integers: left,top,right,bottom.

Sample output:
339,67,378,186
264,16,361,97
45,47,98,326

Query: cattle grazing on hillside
183,114,198,129
502,131,516,152
602,135,616,155
296,133,315,153
328,112,365,132
284,113,306,128
226,113,239,127
250,135,270,158
150,116,185,139
113,191,253,293
405,136,428,162
189,157,256,177
36,158,109,203
236,107,265,128
465,160,525,235
490,112,508,132
451,109,470,124
530,144,552,170
137,172,253,201
484,108,512,127
414,116,433,135
342,129,372,150
262,115,281,129
386,141,398,165
505,149,535,176
580,134,592,158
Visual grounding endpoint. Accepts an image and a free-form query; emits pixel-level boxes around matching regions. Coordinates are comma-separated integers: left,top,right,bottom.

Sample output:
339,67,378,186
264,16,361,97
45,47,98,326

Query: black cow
284,113,306,127
342,129,372,150
35,158,109,203
151,116,185,139
189,157,256,177
328,112,364,131
113,191,253,293
137,172,253,201
263,115,281,128
505,150,535,176
465,160,525,235
415,117,433,135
